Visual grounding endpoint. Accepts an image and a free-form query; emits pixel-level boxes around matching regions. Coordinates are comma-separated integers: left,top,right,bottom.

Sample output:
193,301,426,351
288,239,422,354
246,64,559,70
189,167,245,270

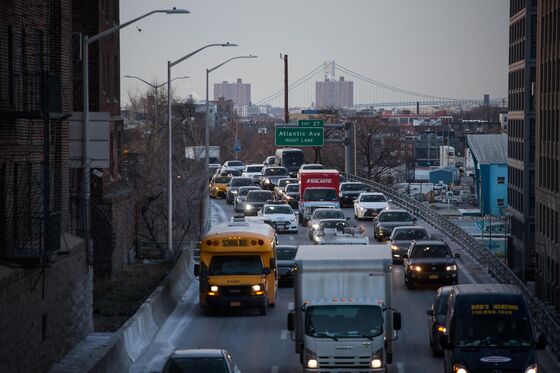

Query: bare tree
124,82,206,257
354,117,405,182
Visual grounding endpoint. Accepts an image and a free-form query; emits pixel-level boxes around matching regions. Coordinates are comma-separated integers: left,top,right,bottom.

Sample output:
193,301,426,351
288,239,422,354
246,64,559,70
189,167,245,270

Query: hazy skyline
120,0,509,107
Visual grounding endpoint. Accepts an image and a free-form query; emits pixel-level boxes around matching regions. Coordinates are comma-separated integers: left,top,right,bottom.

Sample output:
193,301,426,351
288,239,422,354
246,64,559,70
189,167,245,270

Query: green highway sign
275,127,324,146
298,119,324,128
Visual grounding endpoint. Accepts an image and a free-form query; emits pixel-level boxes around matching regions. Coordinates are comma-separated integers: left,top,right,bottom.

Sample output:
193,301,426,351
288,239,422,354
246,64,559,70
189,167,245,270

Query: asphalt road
131,199,489,373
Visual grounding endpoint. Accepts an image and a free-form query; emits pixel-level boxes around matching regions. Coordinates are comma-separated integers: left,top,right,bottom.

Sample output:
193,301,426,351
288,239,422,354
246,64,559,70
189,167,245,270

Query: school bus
195,217,278,315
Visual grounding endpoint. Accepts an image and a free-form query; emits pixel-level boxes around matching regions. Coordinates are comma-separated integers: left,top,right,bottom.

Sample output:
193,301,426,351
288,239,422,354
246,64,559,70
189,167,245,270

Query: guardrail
343,172,560,360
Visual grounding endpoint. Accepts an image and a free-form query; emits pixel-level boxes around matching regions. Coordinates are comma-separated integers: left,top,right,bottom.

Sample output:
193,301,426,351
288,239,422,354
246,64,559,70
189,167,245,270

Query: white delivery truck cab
287,245,401,372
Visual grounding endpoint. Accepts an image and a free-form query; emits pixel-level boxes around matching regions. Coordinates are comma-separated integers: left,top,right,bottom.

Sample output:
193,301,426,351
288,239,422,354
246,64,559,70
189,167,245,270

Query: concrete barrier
50,246,196,373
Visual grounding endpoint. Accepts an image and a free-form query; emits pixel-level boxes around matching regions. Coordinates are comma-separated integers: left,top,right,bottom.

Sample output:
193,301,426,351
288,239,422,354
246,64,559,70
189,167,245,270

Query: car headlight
446,264,458,271
390,244,399,251
452,364,468,373
264,178,271,184
437,325,446,333
524,365,537,373
245,204,252,210
312,223,319,229
359,206,365,211
413,265,422,272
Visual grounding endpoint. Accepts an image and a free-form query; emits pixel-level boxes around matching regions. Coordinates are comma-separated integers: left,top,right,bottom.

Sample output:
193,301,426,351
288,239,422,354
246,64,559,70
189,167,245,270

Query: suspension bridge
254,61,506,110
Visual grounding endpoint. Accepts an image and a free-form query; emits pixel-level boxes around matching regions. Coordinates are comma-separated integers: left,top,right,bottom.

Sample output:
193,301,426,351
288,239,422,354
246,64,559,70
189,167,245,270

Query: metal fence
343,172,560,360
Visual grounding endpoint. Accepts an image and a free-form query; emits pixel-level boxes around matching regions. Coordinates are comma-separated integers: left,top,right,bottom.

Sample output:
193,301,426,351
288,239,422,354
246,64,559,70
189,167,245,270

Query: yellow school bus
195,217,278,315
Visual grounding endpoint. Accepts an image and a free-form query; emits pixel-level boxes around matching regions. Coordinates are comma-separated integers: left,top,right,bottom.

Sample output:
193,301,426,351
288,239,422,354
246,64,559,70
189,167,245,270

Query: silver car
234,186,261,213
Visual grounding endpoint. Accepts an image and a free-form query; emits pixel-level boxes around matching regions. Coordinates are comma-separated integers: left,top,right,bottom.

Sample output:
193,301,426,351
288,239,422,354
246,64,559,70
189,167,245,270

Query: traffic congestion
150,148,546,373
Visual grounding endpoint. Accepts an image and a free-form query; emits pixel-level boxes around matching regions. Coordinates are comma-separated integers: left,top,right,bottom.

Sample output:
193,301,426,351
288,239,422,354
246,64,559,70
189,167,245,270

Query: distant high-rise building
507,0,537,281
316,76,353,109
535,0,560,312
214,78,251,106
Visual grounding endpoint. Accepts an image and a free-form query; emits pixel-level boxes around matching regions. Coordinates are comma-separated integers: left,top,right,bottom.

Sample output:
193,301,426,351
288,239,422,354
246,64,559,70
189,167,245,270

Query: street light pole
205,55,257,193
166,43,238,256
81,8,189,249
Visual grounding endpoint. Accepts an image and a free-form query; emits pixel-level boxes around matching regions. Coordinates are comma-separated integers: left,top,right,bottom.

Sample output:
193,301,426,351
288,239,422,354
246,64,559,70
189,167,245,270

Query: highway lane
132,198,488,373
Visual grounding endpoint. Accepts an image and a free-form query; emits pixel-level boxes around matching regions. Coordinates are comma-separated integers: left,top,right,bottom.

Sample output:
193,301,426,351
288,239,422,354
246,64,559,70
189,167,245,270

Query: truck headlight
446,264,458,271
524,364,537,373
305,349,318,369
371,348,383,368
390,244,399,251
452,364,468,373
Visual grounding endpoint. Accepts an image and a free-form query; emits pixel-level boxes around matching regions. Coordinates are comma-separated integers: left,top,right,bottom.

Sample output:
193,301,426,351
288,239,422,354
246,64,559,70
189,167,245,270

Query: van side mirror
454,253,460,258
287,312,295,331
439,334,452,349
393,312,402,331
262,267,272,275
194,263,200,277
426,309,434,316
536,334,547,350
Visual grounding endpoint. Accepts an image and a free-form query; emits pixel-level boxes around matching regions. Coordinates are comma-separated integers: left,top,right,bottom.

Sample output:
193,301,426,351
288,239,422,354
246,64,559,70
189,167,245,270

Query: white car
258,203,298,233
242,164,265,184
353,192,389,220
222,160,245,173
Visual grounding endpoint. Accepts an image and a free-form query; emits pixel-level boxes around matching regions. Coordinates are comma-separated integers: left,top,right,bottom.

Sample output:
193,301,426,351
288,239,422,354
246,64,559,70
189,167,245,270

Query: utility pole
284,54,289,124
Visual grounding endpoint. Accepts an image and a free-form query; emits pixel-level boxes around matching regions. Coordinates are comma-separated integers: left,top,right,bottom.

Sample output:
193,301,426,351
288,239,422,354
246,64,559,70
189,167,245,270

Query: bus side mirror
287,312,295,331
262,268,271,275
194,263,200,277
439,334,452,350
536,334,547,350
270,258,276,269
393,312,402,330
426,309,434,316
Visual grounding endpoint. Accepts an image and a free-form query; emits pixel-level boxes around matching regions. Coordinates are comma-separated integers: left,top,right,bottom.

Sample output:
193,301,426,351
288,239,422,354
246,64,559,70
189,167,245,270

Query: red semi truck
297,169,341,225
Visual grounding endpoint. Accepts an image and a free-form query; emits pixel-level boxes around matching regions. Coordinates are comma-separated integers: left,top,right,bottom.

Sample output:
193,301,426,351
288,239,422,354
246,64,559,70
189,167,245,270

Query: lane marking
397,362,404,373
271,366,279,373
280,329,289,340
288,302,294,310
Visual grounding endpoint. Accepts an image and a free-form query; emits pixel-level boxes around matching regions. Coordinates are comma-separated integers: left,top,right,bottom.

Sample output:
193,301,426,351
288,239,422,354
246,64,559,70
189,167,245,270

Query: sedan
426,286,452,356
260,166,289,190
373,209,416,241
161,349,241,373
403,240,460,289
281,183,300,209
226,177,253,204
353,192,389,220
243,190,274,216
258,203,298,233
234,186,261,213
276,245,298,286
389,226,430,264
339,182,370,207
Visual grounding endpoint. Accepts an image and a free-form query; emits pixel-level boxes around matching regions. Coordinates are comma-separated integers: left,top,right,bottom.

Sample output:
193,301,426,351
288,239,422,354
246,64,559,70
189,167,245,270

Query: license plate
230,301,241,307
429,275,439,279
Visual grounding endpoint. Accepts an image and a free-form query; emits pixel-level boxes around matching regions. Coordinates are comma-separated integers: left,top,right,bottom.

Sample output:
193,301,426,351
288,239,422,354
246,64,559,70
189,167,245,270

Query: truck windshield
282,151,304,166
304,189,337,201
453,316,533,348
305,305,383,338
209,255,263,275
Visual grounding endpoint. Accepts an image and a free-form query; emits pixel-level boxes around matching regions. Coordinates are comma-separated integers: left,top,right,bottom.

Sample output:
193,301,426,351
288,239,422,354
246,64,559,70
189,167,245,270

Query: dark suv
243,190,274,216
403,240,459,289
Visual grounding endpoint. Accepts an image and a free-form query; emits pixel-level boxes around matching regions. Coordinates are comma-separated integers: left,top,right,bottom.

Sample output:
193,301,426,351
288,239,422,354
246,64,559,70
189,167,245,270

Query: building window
497,176,505,184
497,198,505,207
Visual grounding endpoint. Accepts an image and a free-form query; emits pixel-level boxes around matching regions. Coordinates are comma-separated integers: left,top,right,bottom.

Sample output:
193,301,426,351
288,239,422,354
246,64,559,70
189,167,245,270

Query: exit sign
275,127,324,146
298,119,324,128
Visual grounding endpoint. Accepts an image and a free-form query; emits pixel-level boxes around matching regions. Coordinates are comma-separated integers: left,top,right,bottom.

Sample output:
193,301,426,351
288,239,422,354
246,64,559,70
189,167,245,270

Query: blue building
429,166,458,185
467,134,508,216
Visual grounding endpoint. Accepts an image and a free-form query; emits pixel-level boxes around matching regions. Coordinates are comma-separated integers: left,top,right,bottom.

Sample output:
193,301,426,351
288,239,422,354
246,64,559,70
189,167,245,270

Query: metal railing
343,172,560,360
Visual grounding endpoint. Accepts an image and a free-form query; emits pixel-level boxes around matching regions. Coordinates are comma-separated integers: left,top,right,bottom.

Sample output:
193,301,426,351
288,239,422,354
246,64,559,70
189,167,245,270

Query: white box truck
287,245,401,372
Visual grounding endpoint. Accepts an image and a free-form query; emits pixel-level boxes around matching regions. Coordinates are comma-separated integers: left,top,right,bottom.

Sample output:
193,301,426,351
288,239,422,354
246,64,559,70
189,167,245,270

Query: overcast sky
120,0,509,106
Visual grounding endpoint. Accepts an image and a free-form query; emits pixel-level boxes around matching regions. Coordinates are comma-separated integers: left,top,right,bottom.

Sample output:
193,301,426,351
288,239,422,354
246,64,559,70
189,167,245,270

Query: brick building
0,1,92,372
535,0,560,312
72,0,135,279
